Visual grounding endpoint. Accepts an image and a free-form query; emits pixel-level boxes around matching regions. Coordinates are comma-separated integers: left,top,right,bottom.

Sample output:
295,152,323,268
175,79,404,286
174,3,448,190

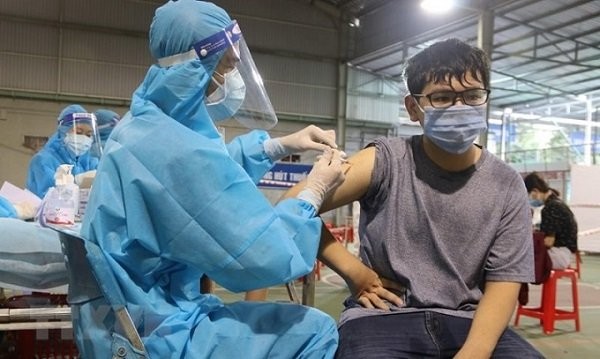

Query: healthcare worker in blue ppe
25,105,102,198
78,1,345,358
90,109,121,158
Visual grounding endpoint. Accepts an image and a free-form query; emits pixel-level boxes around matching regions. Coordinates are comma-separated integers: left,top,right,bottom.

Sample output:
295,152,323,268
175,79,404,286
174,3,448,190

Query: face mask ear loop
210,75,222,90
411,95,426,114
207,72,227,104
211,71,225,89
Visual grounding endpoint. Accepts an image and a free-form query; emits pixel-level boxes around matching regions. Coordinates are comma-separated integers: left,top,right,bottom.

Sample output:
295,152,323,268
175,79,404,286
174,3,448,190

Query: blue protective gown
26,133,98,198
77,2,337,358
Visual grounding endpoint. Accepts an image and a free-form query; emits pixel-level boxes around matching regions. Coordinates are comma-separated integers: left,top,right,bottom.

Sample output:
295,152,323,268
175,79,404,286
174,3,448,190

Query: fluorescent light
421,0,455,13
348,17,360,27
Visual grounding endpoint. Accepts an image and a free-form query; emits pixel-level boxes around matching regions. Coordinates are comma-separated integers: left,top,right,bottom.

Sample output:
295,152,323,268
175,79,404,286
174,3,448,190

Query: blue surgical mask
422,104,488,154
529,199,544,207
206,68,246,122
64,133,93,157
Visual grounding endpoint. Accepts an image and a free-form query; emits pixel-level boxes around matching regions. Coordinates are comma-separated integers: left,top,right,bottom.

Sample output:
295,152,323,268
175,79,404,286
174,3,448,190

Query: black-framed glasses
412,89,490,109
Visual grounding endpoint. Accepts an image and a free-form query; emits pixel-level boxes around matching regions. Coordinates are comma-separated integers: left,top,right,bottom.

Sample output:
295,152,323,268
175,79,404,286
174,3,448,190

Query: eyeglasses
412,89,490,109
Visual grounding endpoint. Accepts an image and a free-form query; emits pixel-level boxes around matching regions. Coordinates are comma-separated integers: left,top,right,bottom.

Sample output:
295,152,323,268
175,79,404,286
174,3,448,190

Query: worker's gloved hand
264,125,337,161
296,148,345,212
75,170,97,188
13,201,38,220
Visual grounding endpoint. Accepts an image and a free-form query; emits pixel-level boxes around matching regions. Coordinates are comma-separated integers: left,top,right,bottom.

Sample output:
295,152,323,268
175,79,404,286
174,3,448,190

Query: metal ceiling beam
354,0,391,17
492,69,573,95
492,87,548,96
504,92,600,114
495,75,600,108
494,30,600,68
522,57,600,86
494,34,600,70
387,38,600,80
351,0,535,67
492,0,596,47
493,40,600,89
493,51,600,71
492,10,600,61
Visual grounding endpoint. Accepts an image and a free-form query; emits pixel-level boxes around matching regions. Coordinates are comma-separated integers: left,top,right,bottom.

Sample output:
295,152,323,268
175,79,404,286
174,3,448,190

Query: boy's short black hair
402,38,490,95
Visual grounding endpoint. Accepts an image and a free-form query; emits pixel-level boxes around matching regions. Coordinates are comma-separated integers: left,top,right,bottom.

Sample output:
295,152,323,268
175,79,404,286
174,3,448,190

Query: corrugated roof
326,0,600,121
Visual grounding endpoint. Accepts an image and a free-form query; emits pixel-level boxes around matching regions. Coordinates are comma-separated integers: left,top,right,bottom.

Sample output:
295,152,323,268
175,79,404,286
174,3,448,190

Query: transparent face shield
158,21,278,130
59,113,102,158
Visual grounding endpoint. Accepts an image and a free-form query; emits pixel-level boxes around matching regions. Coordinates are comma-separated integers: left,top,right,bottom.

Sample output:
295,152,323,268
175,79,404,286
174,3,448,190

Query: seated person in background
524,172,578,269
285,38,543,358
26,105,100,198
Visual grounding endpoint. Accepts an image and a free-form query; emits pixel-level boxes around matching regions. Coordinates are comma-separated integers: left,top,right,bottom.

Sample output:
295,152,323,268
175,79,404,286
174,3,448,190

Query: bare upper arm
280,146,377,213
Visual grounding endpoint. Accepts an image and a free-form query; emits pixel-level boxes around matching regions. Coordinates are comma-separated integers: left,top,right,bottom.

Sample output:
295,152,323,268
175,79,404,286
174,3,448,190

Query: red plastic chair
571,251,582,279
514,268,580,334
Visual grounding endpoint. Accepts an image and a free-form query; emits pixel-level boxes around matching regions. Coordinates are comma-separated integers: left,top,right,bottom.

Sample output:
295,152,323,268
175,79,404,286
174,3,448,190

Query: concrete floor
217,253,600,358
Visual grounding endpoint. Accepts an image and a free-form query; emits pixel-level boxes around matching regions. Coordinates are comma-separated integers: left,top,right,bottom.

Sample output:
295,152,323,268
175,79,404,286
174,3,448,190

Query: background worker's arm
454,281,521,359
544,233,556,248
283,147,403,308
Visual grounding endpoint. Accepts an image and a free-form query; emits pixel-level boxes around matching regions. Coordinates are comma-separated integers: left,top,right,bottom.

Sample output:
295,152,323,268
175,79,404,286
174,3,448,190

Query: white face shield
158,21,278,130
59,113,102,158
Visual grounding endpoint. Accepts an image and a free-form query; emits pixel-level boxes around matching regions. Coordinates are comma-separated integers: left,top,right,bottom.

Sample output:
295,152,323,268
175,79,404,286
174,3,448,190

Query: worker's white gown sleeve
77,68,337,357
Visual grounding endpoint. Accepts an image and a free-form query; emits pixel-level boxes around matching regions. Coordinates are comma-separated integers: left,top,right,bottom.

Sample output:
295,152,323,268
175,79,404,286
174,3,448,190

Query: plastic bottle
44,165,80,225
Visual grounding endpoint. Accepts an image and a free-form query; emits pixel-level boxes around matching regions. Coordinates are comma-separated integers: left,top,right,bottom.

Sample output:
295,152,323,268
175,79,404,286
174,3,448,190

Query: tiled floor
217,253,600,358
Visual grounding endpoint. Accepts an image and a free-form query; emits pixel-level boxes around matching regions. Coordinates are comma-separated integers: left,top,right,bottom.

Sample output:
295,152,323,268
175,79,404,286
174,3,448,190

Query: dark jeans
335,311,544,359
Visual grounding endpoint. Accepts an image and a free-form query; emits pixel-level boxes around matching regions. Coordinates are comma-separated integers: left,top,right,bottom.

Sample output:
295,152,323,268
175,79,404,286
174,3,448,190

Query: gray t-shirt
339,135,534,326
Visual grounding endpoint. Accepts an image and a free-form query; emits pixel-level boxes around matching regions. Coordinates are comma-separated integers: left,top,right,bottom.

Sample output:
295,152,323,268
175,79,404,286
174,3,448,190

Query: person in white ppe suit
78,0,345,358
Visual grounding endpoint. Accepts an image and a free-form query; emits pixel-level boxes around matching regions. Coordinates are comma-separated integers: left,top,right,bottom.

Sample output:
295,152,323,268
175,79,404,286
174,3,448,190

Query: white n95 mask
64,133,93,157
206,68,246,122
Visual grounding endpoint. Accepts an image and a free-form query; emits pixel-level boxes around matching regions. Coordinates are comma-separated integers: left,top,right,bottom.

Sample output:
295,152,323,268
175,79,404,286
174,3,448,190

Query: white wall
570,165,600,206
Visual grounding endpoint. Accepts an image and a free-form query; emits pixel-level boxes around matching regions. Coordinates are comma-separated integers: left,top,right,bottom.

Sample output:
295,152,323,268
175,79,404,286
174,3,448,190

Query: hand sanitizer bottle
44,165,79,225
